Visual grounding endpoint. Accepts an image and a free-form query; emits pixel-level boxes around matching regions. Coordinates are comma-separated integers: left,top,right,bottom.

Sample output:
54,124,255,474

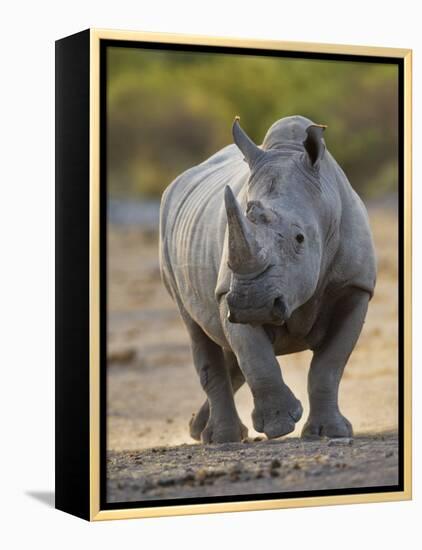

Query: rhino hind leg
185,319,247,443
189,351,246,441
189,403,209,441
302,288,370,439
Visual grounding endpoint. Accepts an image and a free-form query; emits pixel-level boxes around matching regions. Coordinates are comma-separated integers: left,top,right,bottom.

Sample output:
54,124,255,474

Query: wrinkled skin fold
159,115,376,443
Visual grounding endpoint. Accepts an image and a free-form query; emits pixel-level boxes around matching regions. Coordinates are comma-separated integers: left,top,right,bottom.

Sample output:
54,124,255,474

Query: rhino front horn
224,185,269,275
232,117,265,168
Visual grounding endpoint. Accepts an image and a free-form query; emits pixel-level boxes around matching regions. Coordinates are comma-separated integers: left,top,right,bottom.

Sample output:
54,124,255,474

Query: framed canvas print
55,28,412,521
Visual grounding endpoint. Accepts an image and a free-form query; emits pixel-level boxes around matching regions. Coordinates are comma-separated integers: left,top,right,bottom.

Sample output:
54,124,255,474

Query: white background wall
0,0,419,547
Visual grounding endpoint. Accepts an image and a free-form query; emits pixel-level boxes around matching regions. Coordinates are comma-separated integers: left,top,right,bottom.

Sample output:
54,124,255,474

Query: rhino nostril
227,310,237,323
272,296,287,319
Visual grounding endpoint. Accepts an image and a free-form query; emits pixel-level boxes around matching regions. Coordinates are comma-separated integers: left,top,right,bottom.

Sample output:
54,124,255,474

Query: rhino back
325,152,377,295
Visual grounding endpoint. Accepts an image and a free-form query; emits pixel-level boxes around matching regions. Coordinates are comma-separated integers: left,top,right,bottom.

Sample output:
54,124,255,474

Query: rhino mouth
226,292,288,326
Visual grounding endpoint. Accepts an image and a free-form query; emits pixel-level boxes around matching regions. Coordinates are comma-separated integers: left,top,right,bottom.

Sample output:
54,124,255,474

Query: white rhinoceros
159,115,376,443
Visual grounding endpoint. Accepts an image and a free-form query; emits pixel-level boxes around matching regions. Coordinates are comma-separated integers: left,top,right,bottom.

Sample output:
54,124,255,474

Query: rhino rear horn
232,117,265,169
224,185,268,275
303,124,327,168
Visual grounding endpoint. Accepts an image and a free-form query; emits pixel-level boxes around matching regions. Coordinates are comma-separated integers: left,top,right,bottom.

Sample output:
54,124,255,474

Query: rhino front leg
187,320,247,443
302,288,370,438
222,306,303,439
189,351,246,441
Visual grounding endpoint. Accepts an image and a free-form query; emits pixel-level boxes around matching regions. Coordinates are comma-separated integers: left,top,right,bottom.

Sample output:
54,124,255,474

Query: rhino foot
201,416,248,444
301,411,353,438
189,401,210,441
252,387,303,439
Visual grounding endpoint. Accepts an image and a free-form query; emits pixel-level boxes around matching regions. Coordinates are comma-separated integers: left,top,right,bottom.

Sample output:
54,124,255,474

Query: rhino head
225,117,328,325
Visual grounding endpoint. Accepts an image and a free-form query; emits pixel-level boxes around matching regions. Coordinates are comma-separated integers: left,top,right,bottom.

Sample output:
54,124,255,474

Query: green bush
107,47,398,199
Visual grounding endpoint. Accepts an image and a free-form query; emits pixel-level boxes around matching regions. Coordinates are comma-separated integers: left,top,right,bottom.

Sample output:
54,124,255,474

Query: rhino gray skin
159,115,376,443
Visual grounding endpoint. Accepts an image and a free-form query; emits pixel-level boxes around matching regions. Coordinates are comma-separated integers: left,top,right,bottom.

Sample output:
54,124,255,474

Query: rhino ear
303,124,327,169
232,116,265,169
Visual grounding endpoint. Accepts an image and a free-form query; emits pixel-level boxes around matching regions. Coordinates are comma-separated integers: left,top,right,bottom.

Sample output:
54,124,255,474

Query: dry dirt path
107,433,399,503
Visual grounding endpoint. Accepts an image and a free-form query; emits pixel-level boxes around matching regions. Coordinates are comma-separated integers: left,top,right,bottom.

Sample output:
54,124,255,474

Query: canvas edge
87,28,412,521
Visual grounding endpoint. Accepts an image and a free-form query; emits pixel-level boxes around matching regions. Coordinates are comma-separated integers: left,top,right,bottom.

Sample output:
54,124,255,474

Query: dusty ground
107,434,398,503
107,206,399,503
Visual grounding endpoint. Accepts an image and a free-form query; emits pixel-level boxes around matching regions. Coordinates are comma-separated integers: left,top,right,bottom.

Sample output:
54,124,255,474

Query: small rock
308,469,323,477
142,481,154,492
158,478,175,487
270,458,281,469
327,438,353,446
229,464,242,475
195,468,208,482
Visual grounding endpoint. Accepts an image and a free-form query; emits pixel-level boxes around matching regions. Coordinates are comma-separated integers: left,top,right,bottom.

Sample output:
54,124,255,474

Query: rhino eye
295,233,305,244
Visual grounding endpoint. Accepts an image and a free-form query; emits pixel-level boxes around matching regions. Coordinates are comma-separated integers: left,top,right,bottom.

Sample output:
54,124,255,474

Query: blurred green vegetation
107,47,398,199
